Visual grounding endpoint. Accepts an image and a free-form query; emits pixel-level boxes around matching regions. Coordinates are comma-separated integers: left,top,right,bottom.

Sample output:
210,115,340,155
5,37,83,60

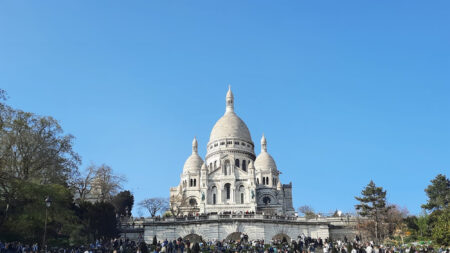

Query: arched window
266,177,269,185
190,179,193,187
194,179,196,186
256,178,259,185
211,186,217,205
225,183,231,200
189,198,197,207
242,160,247,171
263,196,271,205
262,177,266,185
214,161,217,169
239,185,245,204
235,159,240,168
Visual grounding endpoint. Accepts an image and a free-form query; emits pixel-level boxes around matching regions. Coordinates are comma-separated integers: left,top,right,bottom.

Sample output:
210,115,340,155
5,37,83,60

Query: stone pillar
218,186,222,204
232,189,235,203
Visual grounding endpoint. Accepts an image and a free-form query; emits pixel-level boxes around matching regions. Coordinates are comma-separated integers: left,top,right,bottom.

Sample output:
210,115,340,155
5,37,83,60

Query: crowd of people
1,235,448,253
137,235,449,253
0,239,140,253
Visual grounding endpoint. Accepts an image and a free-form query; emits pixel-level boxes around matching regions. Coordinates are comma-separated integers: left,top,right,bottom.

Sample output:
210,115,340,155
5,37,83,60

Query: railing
133,214,344,223
120,214,359,230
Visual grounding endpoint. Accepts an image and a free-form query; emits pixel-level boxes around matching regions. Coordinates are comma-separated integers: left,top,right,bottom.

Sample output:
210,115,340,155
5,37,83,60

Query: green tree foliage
403,174,450,245
416,212,431,239
112,190,134,216
421,174,450,212
0,89,9,115
0,90,127,245
0,182,82,245
355,180,390,241
76,201,119,241
431,207,449,246
0,106,81,216
0,92,82,245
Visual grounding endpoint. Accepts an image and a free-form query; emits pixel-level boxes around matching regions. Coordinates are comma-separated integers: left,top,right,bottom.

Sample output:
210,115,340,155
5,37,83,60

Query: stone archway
226,232,243,242
183,234,203,243
272,233,291,243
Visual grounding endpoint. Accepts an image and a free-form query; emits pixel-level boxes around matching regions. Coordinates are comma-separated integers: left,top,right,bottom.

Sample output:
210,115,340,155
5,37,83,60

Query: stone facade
121,215,358,243
170,87,295,216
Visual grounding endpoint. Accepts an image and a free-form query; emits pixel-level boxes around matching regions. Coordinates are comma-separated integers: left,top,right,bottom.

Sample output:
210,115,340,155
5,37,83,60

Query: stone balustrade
120,213,358,228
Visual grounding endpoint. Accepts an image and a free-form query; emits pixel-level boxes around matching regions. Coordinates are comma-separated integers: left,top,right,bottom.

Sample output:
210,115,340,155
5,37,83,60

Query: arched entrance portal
183,234,203,243
226,232,243,242
272,233,291,243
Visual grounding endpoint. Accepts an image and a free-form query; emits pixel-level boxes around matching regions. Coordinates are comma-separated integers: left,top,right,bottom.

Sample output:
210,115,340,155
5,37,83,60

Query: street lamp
42,196,52,252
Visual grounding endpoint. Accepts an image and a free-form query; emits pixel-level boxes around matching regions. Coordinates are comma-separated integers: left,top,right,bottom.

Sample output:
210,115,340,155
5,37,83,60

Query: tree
431,207,449,246
0,182,83,245
0,89,7,101
0,89,128,246
0,88,9,113
169,194,194,216
112,190,134,216
89,164,126,202
384,205,409,243
355,180,390,241
421,174,450,212
169,195,183,216
297,205,316,219
71,166,95,203
0,94,81,230
76,201,120,241
0,110,80,184
139,198,169,217
415,211,431,239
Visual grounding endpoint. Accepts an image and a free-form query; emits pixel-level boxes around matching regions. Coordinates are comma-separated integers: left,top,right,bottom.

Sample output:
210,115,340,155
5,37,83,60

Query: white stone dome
183,153,204,173
209,87,252,143
254,134,277,170
209,112,252,143
183,137,203,173
254,152,277,170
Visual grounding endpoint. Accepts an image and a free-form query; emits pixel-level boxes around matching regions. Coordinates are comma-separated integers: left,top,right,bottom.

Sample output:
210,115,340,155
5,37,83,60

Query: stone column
232,189,235,203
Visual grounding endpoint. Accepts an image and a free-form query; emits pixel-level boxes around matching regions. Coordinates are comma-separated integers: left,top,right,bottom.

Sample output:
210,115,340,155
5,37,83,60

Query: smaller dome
183,137,204,173
183,153,204,173
254,152,277,171
254,134,277,171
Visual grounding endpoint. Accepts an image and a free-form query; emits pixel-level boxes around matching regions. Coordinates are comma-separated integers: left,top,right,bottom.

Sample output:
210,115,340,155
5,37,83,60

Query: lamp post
42,196,52,252
124,206,129,241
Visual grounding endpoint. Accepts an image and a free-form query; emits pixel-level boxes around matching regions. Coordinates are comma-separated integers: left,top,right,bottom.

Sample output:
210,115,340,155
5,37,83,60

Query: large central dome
209,112,252,142
209,87,253,144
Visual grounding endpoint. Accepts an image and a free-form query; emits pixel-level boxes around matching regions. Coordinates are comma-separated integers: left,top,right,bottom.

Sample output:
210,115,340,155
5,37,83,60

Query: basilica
170,87,295,216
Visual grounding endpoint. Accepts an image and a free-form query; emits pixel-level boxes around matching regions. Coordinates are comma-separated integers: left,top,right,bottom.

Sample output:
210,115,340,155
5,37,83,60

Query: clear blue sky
1,1,449,216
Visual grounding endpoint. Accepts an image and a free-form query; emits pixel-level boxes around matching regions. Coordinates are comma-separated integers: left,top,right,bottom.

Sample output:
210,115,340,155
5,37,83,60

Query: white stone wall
142,219,330,243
